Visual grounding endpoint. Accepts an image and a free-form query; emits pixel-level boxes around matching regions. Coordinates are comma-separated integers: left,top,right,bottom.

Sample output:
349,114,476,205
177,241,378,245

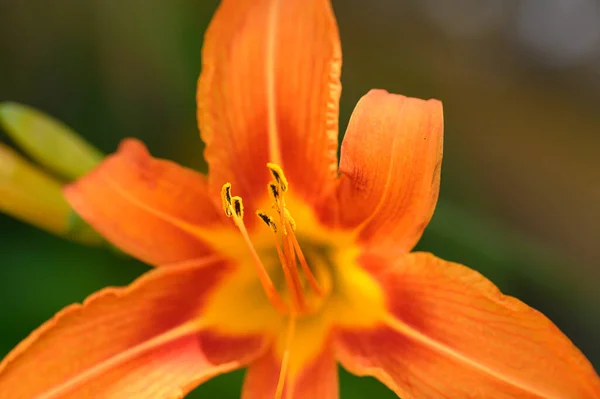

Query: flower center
220,163,329,316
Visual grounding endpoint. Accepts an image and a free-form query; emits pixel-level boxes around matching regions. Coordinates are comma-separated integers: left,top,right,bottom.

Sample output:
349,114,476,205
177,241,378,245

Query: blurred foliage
0,0,599,397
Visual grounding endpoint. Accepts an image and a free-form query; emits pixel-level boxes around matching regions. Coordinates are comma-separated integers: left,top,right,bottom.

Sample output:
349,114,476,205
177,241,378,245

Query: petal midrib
100,174,227,249
382,313,555,399
265,0,283,166
352,100,406,232
35,321,208,399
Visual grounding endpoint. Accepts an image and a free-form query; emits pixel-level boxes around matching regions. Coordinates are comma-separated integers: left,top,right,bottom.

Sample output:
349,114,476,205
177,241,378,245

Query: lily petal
338,90,443,253
335,252,600,399
64,139,229,266
0,259,265,399
198,0,341,209
242,344,338,399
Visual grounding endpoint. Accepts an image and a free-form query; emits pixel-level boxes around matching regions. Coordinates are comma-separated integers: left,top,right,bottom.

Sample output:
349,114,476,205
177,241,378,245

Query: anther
220,182,233,217
267,163,288,192
256,211,277,233
269,182,280,202
232,196,244,219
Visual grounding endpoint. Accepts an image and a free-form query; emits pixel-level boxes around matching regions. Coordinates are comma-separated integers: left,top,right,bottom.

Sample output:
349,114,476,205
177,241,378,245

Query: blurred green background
1,0,599,397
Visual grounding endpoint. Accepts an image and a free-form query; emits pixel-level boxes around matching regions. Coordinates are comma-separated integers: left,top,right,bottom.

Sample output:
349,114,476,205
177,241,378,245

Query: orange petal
242,344,338,399
335,252,600,399
198,0,341,209
0,259,266,399
64,139,230,266
337,90,443,253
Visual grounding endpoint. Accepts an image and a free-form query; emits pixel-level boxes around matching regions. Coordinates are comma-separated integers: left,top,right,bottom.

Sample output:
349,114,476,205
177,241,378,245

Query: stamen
267,162,288,192
220,182,233,217
220,184,288,314
222,162,325,316
231,196,244,219
256,211,277,233
284,209,296,231
234,219,287,313
287,224,323,296
269,181,288,234
269,182,280,202
266,163,320,306
275,313,297,399
274,206,305,309
257,211,304,312
281,232,306,311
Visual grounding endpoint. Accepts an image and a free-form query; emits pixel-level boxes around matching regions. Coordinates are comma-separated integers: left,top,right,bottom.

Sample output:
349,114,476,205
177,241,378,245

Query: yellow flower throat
220,163,331,317
209,164,384,396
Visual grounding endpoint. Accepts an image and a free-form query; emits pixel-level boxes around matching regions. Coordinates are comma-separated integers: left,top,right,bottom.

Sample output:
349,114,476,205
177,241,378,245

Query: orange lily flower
1,0,599,398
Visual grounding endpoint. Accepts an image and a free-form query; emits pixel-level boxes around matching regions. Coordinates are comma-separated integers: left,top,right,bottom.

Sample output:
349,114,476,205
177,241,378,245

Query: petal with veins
335,252,600,399
65,139,232,266
0,259,265,399
338,90,443,253
242,344,338,399
198,0,341,210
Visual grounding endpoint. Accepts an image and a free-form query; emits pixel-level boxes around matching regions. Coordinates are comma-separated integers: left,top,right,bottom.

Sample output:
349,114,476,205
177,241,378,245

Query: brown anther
231,196,244,219
267,162,288,192
269,182,280,202
256,211,277,233
220,183,233,217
